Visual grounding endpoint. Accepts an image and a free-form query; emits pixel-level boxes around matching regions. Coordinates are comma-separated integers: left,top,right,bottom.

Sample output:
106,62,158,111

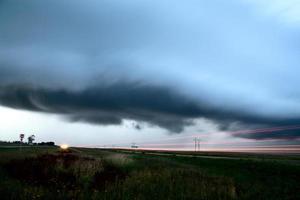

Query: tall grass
0,147,299,200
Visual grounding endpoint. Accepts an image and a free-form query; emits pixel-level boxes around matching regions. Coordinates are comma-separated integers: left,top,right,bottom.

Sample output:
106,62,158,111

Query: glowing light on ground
60,144,69,150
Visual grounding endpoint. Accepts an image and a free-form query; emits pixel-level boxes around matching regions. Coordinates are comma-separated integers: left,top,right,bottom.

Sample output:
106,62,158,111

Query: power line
76,125,300,152
102,124,300,147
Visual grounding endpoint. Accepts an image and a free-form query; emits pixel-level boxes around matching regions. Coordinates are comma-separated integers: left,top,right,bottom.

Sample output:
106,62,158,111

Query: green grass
0,146,57,163
0,147,299,200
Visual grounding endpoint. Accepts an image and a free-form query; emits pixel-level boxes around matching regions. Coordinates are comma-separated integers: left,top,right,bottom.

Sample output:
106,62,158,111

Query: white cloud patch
245,0,300,26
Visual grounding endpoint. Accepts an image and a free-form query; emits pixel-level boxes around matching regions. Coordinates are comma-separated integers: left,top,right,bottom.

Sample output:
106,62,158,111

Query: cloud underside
234,129,300,140
0,83,299,139
1,0,300,140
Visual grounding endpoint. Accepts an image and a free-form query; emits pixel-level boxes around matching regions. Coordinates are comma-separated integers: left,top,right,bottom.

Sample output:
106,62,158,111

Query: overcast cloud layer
1,0,300,140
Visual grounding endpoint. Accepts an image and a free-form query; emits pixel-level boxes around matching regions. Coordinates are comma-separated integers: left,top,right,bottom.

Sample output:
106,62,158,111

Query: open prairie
0,146,299,200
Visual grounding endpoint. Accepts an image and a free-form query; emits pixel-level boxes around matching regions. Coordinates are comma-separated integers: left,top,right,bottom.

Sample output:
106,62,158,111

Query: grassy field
0,146,299,200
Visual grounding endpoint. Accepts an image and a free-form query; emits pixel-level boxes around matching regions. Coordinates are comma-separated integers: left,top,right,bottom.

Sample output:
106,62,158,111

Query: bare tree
28,135,35,145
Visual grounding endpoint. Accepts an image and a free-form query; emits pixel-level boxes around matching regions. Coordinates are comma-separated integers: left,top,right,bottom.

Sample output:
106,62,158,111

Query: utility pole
193,137,198,152
193,137,201,152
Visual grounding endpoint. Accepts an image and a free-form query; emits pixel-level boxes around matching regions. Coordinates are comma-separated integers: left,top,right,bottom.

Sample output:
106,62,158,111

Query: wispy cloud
245,0,300,25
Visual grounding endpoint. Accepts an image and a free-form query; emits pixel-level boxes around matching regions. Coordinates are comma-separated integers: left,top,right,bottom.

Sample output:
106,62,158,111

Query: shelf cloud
1,0,300,140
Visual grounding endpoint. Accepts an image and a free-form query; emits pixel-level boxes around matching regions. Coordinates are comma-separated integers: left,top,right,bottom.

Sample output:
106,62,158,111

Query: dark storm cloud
234,129,300,140
1,83,300,137
0,83,199,132
1,0,300,140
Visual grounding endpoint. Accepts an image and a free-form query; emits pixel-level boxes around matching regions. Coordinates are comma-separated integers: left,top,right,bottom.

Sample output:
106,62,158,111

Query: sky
0,0,300,152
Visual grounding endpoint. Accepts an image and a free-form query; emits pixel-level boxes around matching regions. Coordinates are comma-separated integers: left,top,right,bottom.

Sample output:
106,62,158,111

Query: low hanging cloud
0,83,220,133
1,83,300,138
234,129,300,140
1,0,300,139
0,83,200,133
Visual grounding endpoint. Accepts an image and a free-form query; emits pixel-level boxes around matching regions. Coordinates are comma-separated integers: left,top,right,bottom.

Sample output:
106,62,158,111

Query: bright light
60,144,69,150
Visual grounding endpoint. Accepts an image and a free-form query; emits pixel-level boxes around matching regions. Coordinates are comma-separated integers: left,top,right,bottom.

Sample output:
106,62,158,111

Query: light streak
132,124,300,146
75,124,300,153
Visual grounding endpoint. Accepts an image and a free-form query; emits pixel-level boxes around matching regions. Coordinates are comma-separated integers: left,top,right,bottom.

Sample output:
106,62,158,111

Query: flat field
0,146,299,200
